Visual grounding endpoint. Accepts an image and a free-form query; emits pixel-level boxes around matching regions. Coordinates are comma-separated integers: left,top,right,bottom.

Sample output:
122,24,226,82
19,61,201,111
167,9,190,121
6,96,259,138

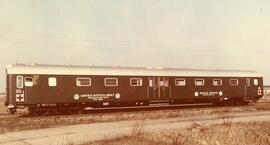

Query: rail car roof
6,64,262,77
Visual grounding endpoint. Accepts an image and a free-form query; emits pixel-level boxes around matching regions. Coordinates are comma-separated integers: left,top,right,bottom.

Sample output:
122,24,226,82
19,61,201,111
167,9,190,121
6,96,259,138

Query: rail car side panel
7,74,264,108
9,75,150,105
171,77,244,101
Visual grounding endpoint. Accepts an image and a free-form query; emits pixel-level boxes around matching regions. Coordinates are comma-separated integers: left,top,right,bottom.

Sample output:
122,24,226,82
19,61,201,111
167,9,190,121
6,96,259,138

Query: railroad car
5,64,264,114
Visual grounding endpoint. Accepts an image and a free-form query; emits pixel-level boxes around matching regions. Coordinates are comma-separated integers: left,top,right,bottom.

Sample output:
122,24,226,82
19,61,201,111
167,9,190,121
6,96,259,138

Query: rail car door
24,76,35,102
245,78,252,97
147,77,171,99
15,75,27,103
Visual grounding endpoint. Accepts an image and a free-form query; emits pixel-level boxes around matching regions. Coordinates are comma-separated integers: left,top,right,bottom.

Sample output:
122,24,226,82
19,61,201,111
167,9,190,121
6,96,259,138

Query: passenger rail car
5,64,263,114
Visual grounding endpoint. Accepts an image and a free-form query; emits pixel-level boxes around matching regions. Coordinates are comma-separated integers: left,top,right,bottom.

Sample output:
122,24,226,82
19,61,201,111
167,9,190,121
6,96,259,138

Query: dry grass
0,97,6,114
81,121,270,145
0,95,270,134
259,93,270,102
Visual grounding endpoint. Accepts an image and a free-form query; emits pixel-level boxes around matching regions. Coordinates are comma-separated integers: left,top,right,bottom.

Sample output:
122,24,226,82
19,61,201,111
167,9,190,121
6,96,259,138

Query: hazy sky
0,0,270,91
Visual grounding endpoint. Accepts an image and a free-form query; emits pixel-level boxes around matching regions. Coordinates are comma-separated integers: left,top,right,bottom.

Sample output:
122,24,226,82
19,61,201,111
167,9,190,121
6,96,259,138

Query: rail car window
130,78,143,86
159,80,169,87
16,76,24,88
105,78,118,86
213,79,222,86
149,79,153,87
254,79,258,86
48,77,57,87
76,78,91,86
25,77,33,87
195,79,204,86
175,78,186,86
159,80,165,86
230,79,238,86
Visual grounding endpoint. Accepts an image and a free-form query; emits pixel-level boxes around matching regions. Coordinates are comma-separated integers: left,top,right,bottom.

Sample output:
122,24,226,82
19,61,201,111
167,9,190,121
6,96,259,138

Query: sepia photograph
0,0,270,145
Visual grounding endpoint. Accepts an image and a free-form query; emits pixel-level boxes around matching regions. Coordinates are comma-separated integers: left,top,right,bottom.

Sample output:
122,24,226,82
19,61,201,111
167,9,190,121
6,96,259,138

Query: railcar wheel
77,108,84,115
8,108,16,115
26,107,38,116
241,101,249,106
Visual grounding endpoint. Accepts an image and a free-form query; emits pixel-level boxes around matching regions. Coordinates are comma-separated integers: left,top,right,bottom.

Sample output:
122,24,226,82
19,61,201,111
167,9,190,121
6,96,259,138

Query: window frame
195,79,205,86
213,79,222,86
76,77,91,86
48,77,57,87
246,78,250,87
230,79,239,86
104,77,118,86
175,78,186,86
24,77,33,87
130,78,143,87
16,76,24,88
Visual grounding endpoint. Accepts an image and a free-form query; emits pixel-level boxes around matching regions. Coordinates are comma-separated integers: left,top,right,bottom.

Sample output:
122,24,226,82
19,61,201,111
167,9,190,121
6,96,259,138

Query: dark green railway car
5,64,264,114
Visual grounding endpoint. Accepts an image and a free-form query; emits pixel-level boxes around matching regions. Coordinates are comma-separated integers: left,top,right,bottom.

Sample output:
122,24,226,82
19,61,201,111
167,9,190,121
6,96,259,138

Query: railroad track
1,103,213,117
0,101,269,118
0,102,269,136
18,102,270,117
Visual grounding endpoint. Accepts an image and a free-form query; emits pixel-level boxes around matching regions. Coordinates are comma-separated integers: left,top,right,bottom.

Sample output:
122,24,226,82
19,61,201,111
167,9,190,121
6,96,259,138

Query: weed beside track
81,121,270,145
0,101,270,134
0,95,270,134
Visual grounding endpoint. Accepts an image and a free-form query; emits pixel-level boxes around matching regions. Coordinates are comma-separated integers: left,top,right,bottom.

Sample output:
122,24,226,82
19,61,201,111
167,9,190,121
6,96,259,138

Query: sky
0,0,270,91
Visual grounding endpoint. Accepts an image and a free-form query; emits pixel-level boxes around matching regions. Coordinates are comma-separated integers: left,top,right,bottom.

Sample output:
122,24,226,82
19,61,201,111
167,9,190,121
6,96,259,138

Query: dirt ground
260,93,270,102
0,95,270,134
1,111,270,145
83,121,270,145
0,95,270,145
